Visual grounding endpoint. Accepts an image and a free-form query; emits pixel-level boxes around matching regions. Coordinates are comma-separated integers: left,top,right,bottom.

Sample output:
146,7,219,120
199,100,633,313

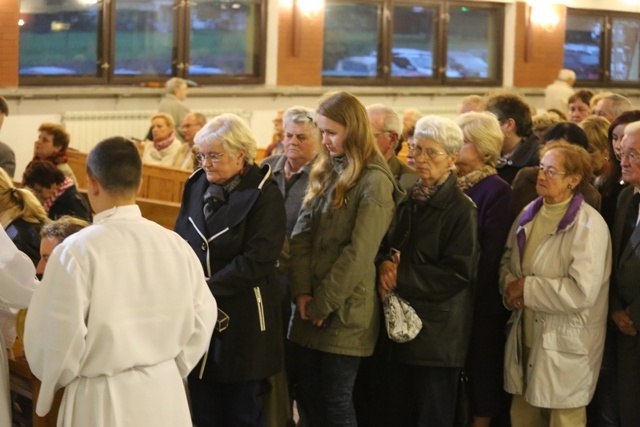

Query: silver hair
165,77,187,94
283,106,320,142
194,113,257,165
366,104,403,135
603,93,633,118
414,115,463,154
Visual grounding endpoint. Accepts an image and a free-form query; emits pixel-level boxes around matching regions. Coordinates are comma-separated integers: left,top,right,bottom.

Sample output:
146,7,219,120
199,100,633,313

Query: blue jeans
297,347,361,427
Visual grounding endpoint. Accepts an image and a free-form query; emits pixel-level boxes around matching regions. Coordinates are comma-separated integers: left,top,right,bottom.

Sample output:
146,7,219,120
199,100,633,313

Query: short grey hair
366,104,403,135
283,106,320,142
165,77,187,94
456,112,503,167
186,112,207,126
195,113,257,165
603,93,633,118
414,115,463,154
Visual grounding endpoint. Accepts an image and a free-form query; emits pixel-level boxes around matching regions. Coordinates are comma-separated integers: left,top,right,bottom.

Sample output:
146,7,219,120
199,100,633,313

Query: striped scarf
43,177,74,213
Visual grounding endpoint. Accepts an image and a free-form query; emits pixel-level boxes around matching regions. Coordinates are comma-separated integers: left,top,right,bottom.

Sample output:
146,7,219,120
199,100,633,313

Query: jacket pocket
254,286,266,332
541,325,588,355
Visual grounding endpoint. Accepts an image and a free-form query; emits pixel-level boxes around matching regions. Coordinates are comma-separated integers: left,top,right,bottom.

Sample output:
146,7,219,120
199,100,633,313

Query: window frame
566,8,640,88
18,0,267,86
321,0,504,86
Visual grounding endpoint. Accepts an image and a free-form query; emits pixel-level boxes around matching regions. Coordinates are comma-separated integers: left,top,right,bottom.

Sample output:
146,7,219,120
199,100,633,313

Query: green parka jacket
288,154,405,356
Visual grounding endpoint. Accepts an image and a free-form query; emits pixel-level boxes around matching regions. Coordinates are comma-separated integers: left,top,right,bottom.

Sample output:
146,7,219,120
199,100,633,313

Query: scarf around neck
153,132,175,151
43,177,74,213
456,164,497,191
411,171,451,203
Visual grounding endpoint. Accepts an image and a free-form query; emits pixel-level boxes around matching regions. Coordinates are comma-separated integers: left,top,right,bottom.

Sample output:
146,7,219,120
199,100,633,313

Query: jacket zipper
254,286,266,331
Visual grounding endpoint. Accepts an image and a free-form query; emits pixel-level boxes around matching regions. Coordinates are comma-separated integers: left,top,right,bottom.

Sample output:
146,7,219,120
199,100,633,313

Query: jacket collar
93,204,142,224
188,164,272,235
516,192,584,255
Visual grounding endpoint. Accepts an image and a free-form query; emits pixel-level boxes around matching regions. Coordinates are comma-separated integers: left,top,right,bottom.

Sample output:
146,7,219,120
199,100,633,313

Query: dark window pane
114,0,174,76
189,0,261,76
322,3,380,78
19,0,99,76
564,14,603,81
391,6,436,78
610,17,640,82
448,6,498,79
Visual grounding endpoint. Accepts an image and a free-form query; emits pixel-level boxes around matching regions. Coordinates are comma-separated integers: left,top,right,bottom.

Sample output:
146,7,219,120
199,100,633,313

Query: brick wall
276,3,324,86
513,2,567,88
0,0,19,88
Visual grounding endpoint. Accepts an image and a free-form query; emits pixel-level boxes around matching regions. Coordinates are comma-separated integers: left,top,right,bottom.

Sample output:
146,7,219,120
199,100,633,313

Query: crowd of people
1,81,640,427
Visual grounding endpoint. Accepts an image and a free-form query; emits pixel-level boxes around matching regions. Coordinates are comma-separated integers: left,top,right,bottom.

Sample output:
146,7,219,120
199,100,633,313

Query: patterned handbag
382,291,422,343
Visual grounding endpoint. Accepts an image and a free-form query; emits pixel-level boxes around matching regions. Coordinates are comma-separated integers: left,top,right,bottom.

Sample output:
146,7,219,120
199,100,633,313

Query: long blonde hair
0,168,48,228
304,91,381,209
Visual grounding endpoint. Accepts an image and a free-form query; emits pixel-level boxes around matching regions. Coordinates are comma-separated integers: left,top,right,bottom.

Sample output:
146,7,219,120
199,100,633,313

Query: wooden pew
9,354,62,427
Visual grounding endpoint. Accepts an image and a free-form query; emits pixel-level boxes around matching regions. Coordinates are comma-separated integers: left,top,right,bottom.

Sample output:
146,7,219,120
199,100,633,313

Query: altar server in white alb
24,136,217,427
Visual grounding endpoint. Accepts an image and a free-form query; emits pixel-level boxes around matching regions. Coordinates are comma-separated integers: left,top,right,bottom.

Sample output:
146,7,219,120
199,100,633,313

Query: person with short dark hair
22,160,92,222
568,89,595,124
24,136,217,427
485,93,541,185
0,96,16,178
32,122,77,184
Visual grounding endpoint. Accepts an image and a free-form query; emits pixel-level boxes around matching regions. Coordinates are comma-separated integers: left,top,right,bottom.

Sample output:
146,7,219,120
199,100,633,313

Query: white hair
414,115,463,154
366,104,403,135
195,113,257,165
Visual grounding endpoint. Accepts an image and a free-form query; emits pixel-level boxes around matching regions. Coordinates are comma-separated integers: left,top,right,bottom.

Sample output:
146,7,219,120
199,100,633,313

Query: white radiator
62,109,252,153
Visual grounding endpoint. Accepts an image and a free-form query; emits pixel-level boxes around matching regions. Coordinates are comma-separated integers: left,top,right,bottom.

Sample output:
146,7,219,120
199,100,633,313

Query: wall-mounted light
528,1,560,32
525,1,560,62
296,0,323,19
288,0,324,56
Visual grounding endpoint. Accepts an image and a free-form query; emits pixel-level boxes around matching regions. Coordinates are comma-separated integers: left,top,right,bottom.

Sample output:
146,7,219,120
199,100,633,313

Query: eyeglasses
373,130,394,139
620,151,640,163
196,151,226,164
409,146,447,159
538,164,567,179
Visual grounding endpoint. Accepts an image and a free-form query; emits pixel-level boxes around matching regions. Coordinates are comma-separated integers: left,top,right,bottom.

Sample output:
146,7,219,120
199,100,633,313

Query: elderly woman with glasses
174,113,286,427
377,115,478,427
501,141,611,427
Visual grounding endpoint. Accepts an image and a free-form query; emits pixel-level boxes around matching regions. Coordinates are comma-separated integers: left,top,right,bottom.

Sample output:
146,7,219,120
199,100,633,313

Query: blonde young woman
288,91,403,427
0,167,48,266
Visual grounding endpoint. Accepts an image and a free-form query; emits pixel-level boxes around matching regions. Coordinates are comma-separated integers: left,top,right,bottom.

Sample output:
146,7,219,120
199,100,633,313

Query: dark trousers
399,364,462,427
617,333,640,427
587,327,620,427
297,347,361,427
188,377,265,427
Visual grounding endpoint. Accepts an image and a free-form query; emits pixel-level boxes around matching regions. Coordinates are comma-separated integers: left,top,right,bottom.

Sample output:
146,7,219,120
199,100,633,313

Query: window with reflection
322,1,503,85
564,9,640,86
391,5,436,79
19,0,101,76
18,0,266,84
610,17,640,83
564,13,603,81
114,0,174,76
448,5,500,80
322,2,381,79
189,0,263,77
